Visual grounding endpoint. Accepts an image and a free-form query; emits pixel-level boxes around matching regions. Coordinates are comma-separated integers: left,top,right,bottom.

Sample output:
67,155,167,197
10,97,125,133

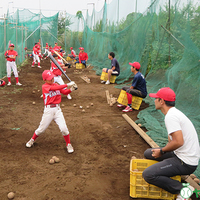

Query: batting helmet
0,80,6,87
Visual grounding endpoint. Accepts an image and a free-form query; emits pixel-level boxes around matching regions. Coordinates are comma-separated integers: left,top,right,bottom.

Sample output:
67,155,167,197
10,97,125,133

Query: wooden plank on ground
105,90,110,104
80,75,91,83
122,113,200,192
122,114,159,148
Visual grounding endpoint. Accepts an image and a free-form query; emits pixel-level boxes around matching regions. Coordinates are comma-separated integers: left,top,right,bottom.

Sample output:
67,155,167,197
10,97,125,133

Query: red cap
129,62,140,70
42,70,55,81
46,43,48,45
149,87,176,102
70,47,73,49
55,42,58,44
79,47,84,50
9,43,15,47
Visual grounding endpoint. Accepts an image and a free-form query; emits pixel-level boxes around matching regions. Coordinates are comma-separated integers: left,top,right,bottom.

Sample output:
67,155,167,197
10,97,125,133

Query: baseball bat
53,51,68,64
7,41,11,53
47,50,71,82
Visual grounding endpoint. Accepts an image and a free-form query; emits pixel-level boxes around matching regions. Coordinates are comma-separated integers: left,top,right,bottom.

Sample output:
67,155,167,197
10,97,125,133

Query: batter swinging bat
47,50,78,90
54,50,68,64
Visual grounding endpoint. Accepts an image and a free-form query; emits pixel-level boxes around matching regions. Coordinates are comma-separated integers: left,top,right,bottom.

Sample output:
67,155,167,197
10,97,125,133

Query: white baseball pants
35,105,69,136
54,76,64,85
7,61,19,77
33,54,40,64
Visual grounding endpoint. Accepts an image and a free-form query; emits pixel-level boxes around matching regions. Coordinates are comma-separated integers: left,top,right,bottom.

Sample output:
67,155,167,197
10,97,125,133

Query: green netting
67,0,200,178
0,0,200,178
0,9,58,78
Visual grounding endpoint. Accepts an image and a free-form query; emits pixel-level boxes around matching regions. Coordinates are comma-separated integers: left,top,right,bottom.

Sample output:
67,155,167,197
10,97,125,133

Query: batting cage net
0,0,200,177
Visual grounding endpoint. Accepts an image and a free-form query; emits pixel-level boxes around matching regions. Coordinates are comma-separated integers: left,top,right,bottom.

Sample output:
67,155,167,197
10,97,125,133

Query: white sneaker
31,65,35,67
105,80,110,85
26,138,34,148
67,143,74,153
101,80,106,84
16,82,22,86
38,66,42,68
7,82,11,86
67,94,72,99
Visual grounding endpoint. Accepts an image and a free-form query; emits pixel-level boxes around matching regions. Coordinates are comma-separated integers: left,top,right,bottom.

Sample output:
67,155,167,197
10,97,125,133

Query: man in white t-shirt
142,87,200,200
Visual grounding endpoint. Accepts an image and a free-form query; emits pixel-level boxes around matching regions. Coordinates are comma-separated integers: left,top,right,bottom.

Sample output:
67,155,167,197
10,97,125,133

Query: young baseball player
26,70,77,153
75,47,88,67
117,62,147,112
68,47,77,59
101,52,120,85
43,43,49,59
50,54,72,99
31,43,41,68
4,43,22,86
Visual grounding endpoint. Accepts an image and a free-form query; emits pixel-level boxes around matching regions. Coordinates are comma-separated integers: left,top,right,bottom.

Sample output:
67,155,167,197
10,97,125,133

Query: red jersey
51,61,62,76
71,50,76,57
79,52,88,63
42,83,71,105
53,46,60,53
45,44,49,49
49,47,53,53
4,50,18,62
33,46,40,55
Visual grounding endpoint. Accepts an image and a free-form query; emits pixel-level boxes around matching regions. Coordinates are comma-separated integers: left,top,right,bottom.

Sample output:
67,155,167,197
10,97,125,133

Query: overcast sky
1,0,107,17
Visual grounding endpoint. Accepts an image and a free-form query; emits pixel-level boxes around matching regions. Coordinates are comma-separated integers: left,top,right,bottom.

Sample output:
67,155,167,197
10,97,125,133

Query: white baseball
32,102,36,105
7,192,15,199
49,158,55,164
80,106,83,109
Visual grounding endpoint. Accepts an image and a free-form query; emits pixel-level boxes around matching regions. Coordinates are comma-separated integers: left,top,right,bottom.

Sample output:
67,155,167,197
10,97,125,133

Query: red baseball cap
46,43,48,45
129,62,140,70
70,47,73,49
149,87,176,101
42,70,55,81
9,43,15,47
79,47,84,50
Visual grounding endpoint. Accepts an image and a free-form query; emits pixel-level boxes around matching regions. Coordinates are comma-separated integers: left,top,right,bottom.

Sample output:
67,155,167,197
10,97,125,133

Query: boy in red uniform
31,43,41,68
4,43,22,86
26,70,77,153
75,47,88,67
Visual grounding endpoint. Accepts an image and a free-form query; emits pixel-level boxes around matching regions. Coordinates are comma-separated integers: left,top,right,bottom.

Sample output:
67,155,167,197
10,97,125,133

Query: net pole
168,0,171,67
4,14,6,52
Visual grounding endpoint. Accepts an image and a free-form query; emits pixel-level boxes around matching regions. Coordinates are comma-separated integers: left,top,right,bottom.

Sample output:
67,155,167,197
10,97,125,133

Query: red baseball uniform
4,50,18,61
79,52,88,63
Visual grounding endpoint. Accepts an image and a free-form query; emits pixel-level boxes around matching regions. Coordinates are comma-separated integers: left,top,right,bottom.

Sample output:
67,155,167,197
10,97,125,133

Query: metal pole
22,25,23,61
168,0,171,67
4,14,6,52
16,10,18,65
64,11,66,52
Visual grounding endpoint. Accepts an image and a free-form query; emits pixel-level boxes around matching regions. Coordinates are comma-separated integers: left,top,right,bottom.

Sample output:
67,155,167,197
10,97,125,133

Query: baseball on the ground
61,104,65,107
49,158,55,164
32,102,36,105
73,104,76,107
86,106,89,109
32,91,35,94
82,109,85,112
80,106,83,109
7,192,15,199
38,90,40,92
138,123,142,127
91,103,93,106
52,156,60,163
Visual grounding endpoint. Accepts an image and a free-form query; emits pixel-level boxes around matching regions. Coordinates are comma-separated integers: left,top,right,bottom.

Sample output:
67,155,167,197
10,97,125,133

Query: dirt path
0,58,190,200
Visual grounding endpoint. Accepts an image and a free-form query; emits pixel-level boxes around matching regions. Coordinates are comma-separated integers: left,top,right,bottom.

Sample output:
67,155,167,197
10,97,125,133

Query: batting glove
67,81,75,87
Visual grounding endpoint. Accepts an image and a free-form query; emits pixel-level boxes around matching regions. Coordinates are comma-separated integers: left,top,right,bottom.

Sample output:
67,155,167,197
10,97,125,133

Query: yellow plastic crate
76,63,85,69
66,56,73,61
130,159,181,200
117,89,143,110
100,71,117,83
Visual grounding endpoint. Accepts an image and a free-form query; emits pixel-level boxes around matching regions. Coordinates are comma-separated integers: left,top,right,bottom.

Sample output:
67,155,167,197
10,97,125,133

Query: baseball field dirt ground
0,58,198,200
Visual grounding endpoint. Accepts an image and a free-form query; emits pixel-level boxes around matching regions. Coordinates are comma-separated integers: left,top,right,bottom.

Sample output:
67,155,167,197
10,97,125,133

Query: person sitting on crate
75,47,88,67
117,62,147,112
68,47,77,60
101,52,120,85
143,87,200,200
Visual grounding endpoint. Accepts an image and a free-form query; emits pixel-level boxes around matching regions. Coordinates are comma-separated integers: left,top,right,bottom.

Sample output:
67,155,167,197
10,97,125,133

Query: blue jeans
142,148,197,194
75,60,86,66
